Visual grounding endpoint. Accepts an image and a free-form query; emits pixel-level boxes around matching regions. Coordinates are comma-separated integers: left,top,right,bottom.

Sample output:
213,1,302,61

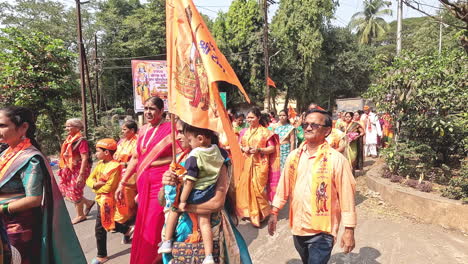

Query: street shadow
86,210,98,221
236,221,259,246
329,247,381,264
278,202,290,221
363,159,376,169
236,203,290,246
285,259,302,264
355,191,367,206
108,248,131,260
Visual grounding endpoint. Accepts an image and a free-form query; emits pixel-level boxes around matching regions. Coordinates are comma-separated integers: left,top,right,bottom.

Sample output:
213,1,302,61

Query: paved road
66,159,468,263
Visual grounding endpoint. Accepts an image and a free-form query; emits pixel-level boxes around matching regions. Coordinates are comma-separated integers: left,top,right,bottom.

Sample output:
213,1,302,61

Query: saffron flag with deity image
166,0,250,185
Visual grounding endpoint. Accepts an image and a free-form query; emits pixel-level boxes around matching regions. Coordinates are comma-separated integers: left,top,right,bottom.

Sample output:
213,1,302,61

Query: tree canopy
0,28,78,152
349,0,392,45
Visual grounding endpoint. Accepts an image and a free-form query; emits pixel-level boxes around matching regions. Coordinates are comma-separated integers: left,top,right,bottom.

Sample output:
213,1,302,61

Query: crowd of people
0,98,394,264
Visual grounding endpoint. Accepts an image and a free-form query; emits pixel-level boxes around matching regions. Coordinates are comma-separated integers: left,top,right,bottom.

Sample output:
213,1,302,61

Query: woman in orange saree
115,97,174,264
236,108,280,227
113,120,138,228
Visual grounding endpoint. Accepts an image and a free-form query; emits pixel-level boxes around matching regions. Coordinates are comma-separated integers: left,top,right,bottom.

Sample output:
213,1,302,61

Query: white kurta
361,112,382,145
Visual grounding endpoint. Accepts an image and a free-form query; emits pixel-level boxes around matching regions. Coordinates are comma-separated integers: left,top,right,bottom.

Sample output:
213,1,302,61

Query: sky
1,0,442,27
192,0,442,27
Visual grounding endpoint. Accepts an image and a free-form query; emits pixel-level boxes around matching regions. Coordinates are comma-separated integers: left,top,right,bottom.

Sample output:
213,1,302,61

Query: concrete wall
366,161,468,233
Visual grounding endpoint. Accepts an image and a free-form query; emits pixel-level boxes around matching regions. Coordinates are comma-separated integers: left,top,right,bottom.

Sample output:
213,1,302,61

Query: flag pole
171,113,177,163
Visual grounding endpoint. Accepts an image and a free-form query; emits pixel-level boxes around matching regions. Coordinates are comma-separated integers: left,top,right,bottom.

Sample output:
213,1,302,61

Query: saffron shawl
286,142,333,233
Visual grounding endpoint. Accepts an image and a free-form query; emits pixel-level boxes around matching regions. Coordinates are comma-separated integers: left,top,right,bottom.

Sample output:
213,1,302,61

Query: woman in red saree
236,108,280,227
116,97,173,264
58,118,95,224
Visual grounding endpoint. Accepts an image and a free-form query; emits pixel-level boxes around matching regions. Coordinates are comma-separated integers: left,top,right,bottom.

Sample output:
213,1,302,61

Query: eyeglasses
301,122,328,129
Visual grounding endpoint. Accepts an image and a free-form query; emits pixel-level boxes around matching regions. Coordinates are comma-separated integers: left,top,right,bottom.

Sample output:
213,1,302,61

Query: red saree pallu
130,122,174,264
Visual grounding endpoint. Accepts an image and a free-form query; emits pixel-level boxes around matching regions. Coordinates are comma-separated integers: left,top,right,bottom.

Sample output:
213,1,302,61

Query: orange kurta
272,143,357,237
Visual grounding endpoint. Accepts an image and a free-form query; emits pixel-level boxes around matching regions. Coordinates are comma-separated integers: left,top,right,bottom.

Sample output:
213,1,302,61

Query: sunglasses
301,122,328,129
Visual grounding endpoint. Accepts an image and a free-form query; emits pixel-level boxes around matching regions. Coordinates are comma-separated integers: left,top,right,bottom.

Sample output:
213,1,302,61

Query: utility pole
82,44,98,126
396,0,403,55
75,0,88,135
263,0,270,111
94,34,101,111
438,8,443,55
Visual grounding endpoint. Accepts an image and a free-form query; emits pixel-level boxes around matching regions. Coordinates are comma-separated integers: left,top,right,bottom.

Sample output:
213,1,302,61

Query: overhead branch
402,0,466,29
439,0,468,24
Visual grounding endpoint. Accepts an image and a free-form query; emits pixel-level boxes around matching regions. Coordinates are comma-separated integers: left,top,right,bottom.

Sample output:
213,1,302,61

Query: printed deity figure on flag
166,0,250,183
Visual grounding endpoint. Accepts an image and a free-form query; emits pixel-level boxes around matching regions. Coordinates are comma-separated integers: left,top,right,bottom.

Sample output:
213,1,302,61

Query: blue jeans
293,233,334,264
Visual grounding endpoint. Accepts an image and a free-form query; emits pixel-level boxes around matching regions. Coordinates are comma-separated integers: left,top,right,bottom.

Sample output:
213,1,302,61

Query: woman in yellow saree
236,108,280,227
344,112,365,171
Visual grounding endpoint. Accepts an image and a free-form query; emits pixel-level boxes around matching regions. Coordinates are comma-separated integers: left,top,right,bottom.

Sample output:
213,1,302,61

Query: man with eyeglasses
268,108,356,264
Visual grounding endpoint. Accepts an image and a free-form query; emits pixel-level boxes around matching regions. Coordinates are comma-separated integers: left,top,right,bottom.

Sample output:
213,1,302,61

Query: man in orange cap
86,138,134,264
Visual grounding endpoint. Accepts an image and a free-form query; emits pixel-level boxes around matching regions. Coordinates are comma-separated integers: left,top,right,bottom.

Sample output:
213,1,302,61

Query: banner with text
131,60,168,112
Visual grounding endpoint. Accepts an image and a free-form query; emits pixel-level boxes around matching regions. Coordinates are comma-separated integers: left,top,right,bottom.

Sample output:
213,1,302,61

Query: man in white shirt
360,106,382,157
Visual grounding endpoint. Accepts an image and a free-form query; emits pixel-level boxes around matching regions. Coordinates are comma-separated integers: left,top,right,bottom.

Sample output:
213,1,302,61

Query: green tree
0,28,78,153
270,0,335,110
375,12,464,58
349,0,392,45
0,0,99,51
365,50,467,167
211,0,264,105
313,27,375,108
97,0,166,109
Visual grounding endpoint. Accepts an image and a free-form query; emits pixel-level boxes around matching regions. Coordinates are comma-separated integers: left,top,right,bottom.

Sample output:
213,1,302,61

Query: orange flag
288,105,297,119
267,77,276,88
166,0,250,185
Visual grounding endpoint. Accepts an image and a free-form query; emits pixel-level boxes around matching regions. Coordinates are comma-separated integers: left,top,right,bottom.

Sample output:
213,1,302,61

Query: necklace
141,119,163,153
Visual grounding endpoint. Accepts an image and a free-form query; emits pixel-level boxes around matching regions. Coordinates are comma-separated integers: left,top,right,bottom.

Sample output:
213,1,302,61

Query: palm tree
349,0,393,44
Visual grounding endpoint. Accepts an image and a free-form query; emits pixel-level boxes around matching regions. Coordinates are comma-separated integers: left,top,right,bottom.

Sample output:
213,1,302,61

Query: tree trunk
284,85,290,110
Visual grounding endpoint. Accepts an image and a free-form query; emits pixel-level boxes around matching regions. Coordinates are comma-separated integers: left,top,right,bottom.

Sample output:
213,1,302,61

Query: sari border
136,133,172,177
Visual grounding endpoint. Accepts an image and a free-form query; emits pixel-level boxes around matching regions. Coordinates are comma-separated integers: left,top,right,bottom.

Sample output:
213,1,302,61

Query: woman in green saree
0,106,85,264
274,110,296,170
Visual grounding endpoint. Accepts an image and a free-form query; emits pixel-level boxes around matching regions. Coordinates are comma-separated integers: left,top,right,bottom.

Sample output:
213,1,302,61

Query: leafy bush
417,181,433,193
381,140,436,180
366,50,467,165
366,50,467,200
442,160,468,203
405,179,418,188
390,175,403,183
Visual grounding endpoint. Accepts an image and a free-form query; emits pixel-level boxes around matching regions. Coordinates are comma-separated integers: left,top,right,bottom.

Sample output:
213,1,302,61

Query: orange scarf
0,138,32,178
59,132,83,169
114,136,137,163
287,142,333,233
